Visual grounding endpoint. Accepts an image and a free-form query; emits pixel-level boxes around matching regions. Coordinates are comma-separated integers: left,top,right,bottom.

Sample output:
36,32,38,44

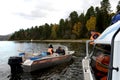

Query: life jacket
101,76,107,80
96,54,110,73
93,54,110,80
48,48,53,55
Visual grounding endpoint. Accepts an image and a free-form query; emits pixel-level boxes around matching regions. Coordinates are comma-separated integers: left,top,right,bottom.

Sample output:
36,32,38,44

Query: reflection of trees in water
69,43,86,57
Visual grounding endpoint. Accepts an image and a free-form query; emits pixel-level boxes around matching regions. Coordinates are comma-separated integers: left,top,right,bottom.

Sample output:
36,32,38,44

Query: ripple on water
49,56,84,80
0,64,10,80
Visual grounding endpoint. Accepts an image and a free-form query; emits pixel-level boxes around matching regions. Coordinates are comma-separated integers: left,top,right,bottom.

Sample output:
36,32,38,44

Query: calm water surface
0,41,86,80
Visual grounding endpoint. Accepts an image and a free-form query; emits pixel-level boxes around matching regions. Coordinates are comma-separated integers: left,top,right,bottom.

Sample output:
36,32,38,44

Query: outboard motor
8,56,23,74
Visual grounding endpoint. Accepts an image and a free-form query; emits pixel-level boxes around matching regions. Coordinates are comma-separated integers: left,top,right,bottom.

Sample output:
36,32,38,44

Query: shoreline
10,39,88,43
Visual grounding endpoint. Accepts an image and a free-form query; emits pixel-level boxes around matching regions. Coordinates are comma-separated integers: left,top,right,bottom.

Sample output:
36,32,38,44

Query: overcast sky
0,0,119,35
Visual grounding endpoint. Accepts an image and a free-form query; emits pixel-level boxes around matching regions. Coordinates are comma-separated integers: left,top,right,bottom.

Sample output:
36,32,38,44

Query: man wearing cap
48,44,54,55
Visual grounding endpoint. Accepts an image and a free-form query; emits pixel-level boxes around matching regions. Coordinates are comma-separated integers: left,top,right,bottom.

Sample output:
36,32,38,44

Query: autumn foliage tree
50,24,58,39
9,0,119,40
72,22,82,38
86,16,96,31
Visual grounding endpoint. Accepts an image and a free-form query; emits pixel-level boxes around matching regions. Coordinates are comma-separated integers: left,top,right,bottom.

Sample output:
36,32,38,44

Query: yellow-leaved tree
72,22,82,37
86,16,96,31
50,24,58,39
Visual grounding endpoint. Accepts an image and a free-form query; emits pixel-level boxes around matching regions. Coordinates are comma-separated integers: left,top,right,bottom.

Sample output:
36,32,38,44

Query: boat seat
52,53,60,57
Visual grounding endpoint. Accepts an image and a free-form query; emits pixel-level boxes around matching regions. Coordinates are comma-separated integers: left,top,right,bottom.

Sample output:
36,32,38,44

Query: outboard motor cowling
8,56,23,73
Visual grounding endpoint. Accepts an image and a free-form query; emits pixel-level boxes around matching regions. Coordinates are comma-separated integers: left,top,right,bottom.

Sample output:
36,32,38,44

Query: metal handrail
86,40,94,58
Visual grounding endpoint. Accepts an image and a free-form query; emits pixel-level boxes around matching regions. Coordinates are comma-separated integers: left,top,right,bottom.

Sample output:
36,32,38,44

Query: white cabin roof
94,21,120,45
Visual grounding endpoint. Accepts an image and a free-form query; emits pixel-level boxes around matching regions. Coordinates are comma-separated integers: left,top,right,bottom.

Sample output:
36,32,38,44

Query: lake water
0,41,86,80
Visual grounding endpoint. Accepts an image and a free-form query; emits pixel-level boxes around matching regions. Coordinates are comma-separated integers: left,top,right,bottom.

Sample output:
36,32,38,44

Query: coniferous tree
69,11,79,28
100,0,111,13
79,13,88,38
117,1,120,13
63,19,71,39
42,23,51,39
85,6,95,21
95,7,103,32
100,0,111,30
79,13,85,24
58,19,65,39
9,0,119,40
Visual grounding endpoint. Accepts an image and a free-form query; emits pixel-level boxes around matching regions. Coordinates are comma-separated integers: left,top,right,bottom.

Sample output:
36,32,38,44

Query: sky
0,0,119,35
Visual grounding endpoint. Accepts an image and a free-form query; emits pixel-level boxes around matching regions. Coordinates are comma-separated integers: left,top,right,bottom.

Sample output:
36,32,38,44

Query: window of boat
92,44,111,56
90,44,111,80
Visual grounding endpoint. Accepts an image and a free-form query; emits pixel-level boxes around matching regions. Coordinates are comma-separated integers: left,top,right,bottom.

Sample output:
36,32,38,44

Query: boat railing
85,40,94,59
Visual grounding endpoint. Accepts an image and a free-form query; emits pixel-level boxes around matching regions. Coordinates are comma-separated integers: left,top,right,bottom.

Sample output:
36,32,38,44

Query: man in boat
90,30,100,40
90,30,100,44
48,44,54,55
55,46,65,55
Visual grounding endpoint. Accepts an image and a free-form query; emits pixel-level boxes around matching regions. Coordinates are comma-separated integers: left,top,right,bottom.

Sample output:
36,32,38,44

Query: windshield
90,44,111,80
92,44,111,56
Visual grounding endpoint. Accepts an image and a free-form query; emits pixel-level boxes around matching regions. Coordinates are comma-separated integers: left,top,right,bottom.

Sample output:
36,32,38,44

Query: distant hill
0,35,11,41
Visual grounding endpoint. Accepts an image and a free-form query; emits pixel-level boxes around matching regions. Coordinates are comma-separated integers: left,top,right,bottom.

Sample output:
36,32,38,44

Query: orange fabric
101,76,107,80
96,72,105,77
48,48,53,55
96,54,110,73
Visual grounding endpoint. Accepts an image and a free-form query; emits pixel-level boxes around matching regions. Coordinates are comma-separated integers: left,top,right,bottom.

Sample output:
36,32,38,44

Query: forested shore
11,39,87,43
9,0,120,40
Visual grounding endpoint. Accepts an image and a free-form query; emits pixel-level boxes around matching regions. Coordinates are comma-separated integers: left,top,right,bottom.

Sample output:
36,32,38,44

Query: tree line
9,0,120,40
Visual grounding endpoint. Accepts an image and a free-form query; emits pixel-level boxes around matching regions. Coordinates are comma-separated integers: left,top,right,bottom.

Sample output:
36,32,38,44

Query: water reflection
69,43,86,57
